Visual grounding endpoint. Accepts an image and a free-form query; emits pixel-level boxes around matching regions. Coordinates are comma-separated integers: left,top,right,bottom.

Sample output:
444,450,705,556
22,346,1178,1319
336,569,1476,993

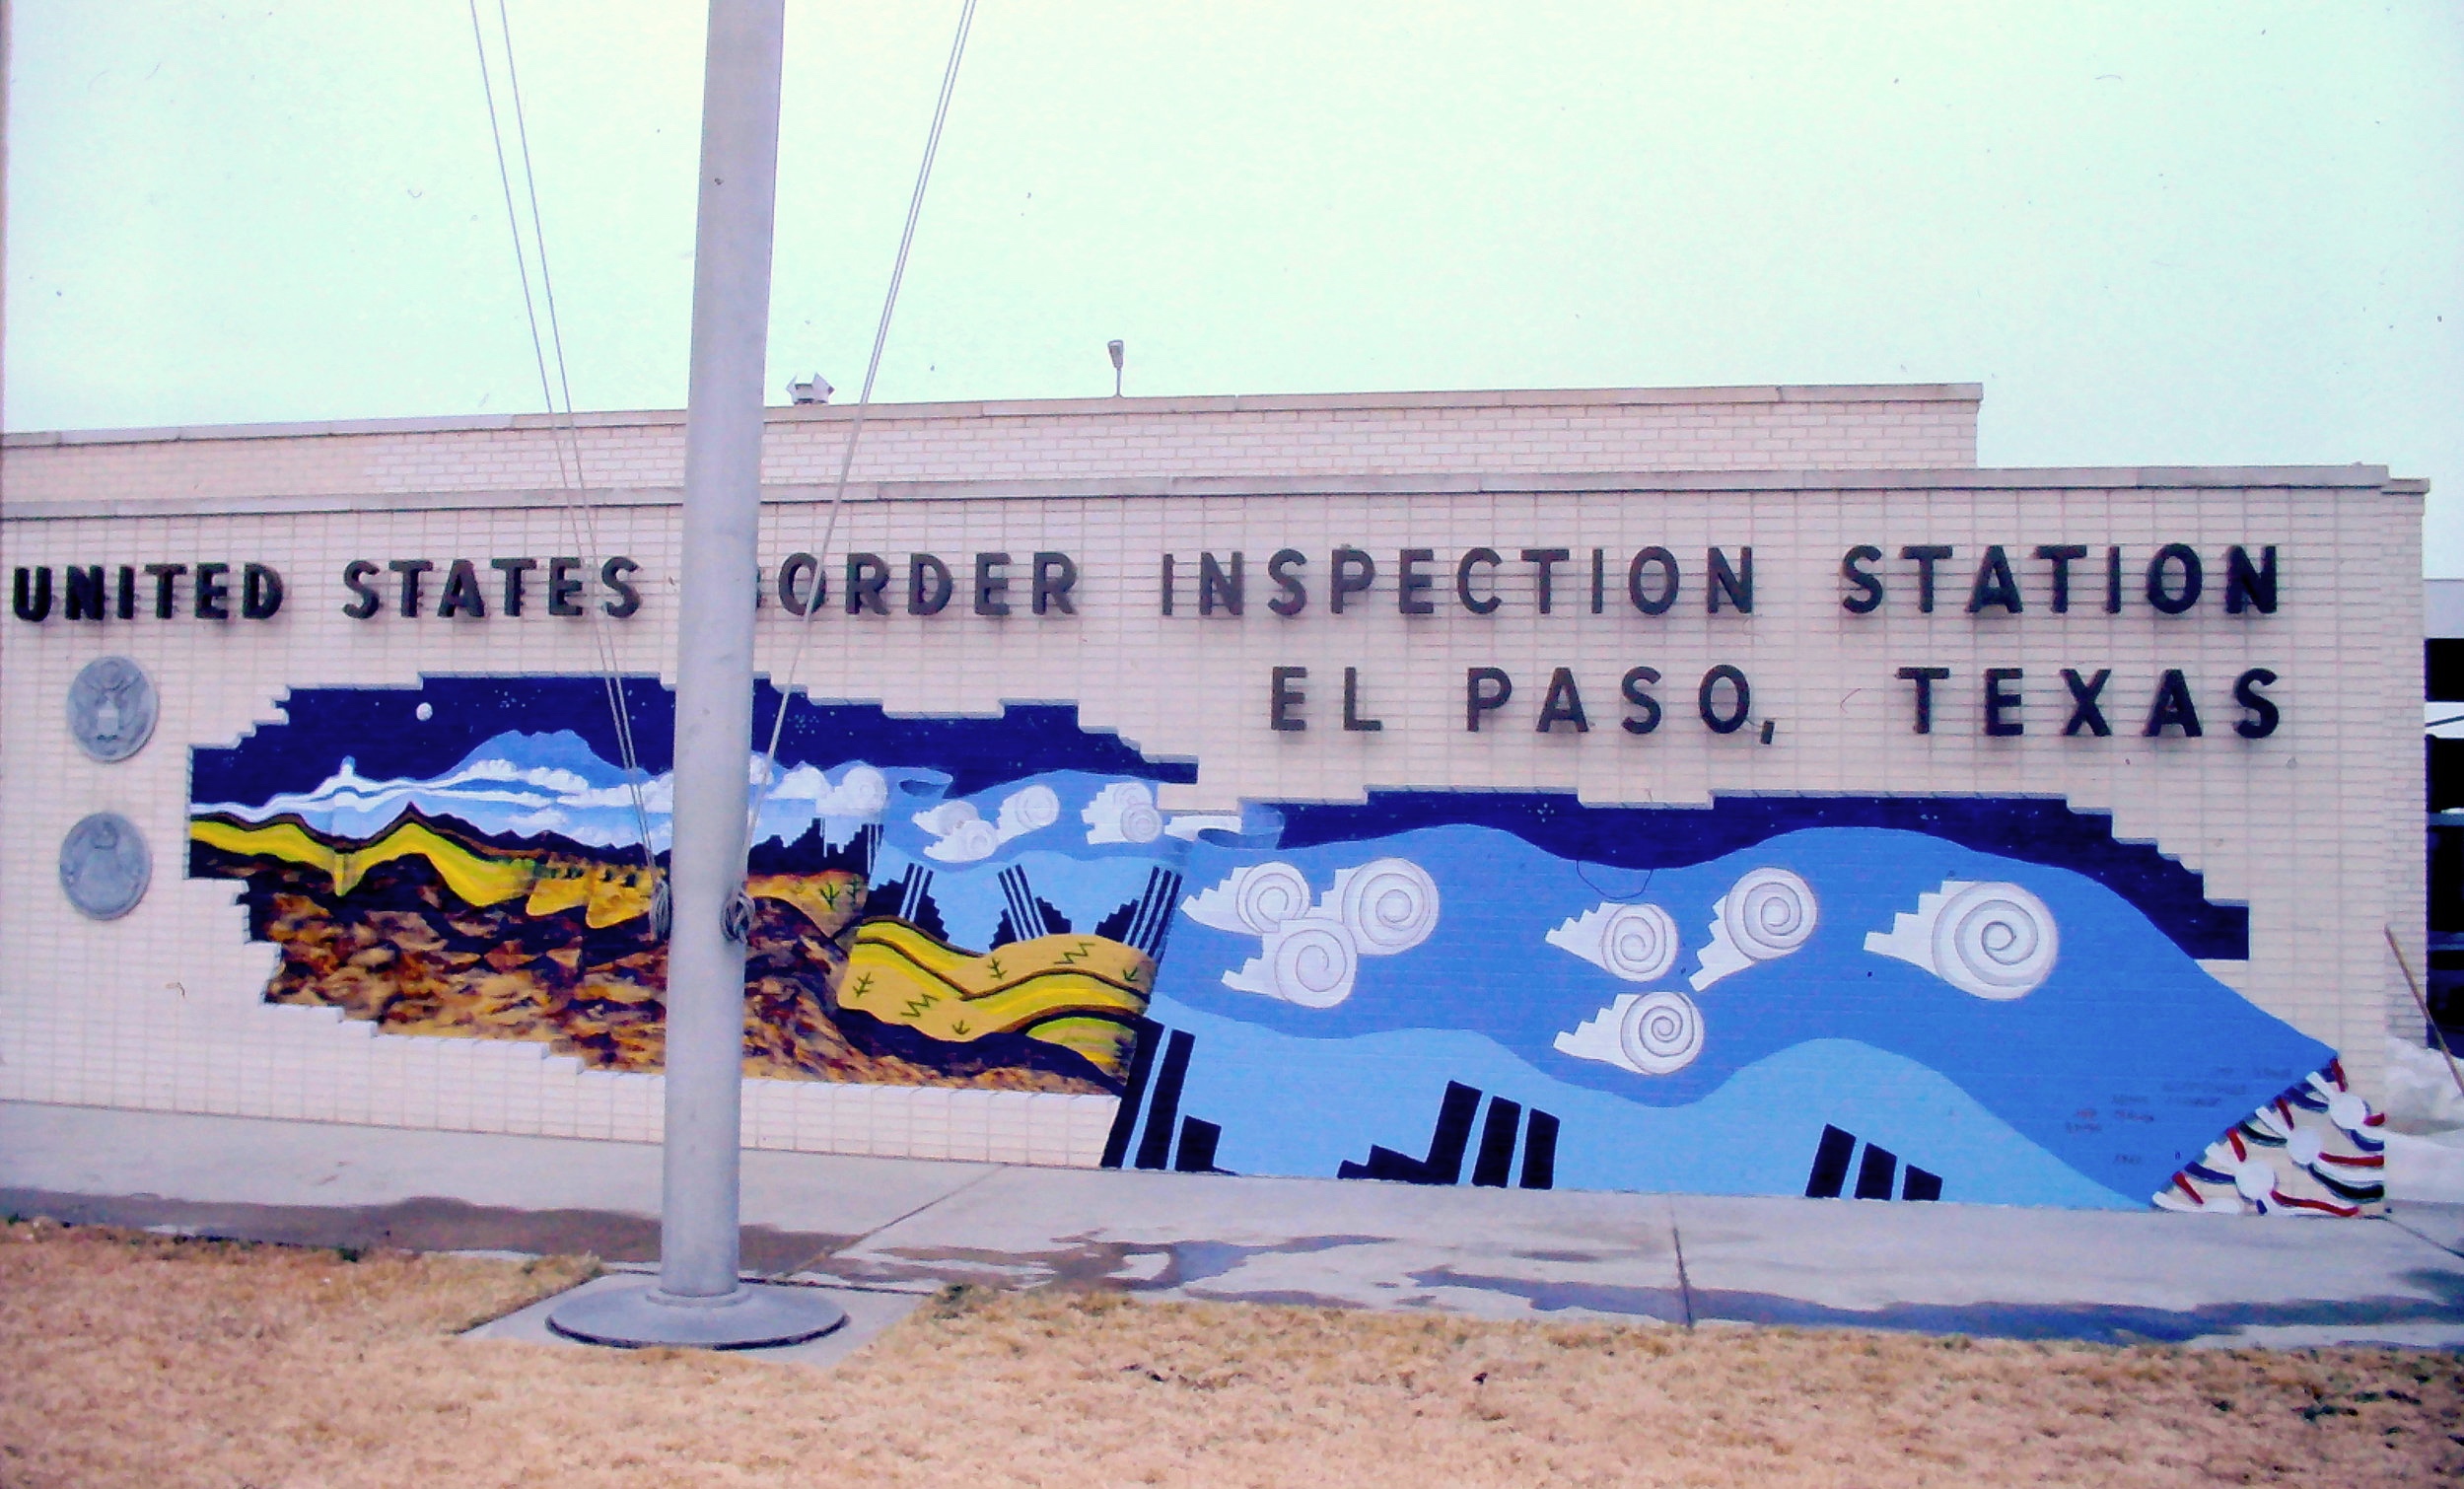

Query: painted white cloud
996,784,1062,839
763,762,890,817
1183,857,1440,1008
460,758,593,793
560,777,675,815
1546,901,1680,983
1329,860,1440,956
1082,781,1164,845
921,815,1002,863
1554,990,1706,1076
1865,880,2058,1000
916,783,1065,863
913,801,987,861
201,731,922,856
1690,867,1819,991
1163,814,1243,840
199,747,664,848
1184,862,1315,936
1223,913,1358,1009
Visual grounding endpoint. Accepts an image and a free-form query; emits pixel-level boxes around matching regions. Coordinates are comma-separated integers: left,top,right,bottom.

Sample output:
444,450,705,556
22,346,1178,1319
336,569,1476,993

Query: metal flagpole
549,0,844,1351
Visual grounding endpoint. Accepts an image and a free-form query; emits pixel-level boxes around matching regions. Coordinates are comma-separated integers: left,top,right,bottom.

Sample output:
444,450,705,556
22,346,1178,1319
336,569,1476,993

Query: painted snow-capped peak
195,730,910,852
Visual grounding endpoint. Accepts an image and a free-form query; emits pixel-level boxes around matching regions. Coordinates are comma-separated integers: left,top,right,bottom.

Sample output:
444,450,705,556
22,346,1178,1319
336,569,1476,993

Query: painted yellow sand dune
189,814,862,934
838,921,1151,1076
191,815,538,906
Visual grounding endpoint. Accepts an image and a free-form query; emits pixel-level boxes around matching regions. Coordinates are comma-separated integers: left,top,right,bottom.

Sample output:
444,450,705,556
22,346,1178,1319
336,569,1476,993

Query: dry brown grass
3,1218,2460,1487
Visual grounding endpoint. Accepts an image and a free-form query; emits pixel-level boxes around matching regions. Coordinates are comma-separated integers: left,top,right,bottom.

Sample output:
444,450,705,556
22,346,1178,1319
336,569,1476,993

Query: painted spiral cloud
1546,901,1681,982
1618,990,1706,1074
1725,868,1818,958
1188,855,1440,1009
1182,861,1315,937
1330,858,1441,956
1553,989,1706,1076
1933,882,2059,999
995,784,1063,838
1081,781,1164,845
1690,867,1819,990
1225,914,1359,1008
1865,879,2059,1001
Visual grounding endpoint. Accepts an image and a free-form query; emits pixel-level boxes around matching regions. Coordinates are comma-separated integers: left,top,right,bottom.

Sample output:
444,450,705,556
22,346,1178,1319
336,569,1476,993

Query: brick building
0,384,2423,1213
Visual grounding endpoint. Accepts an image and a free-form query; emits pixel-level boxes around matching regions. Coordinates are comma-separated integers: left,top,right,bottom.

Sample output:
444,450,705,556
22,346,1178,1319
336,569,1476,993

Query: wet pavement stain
1400,1267,1691,1324
1156,1236,1394,1290
1683,1288,2464,1344
837,1233,1404,1299
0,1186,846,1273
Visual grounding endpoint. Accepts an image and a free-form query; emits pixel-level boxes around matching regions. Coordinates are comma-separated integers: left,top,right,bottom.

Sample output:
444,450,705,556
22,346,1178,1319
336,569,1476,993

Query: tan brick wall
2,385,1980,505
2,386,2419,1188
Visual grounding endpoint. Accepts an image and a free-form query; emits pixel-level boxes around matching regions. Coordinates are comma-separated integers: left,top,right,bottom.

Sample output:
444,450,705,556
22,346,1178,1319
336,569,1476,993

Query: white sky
8,3,2462,568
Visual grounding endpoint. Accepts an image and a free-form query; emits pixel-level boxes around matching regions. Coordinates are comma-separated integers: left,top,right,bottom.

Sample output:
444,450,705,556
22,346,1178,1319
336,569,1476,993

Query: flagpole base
547,1280,847,1351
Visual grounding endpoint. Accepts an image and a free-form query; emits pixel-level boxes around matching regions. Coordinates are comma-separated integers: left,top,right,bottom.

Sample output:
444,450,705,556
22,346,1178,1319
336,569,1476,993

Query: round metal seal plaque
58,813,151,920
67,656,159,762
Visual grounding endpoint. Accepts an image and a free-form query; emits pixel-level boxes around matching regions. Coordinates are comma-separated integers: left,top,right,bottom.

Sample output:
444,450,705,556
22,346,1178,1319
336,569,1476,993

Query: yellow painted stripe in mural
192,814,855,934
523,868,596,919
189,816,335,875
851,918,984,980
746,872,865,935
1024,1014,1140,1074
840,958,1148,1036
328,819,538,904
851,923,1150,1000
189,815,539,906
837,923,1152,1051
581,871,655,929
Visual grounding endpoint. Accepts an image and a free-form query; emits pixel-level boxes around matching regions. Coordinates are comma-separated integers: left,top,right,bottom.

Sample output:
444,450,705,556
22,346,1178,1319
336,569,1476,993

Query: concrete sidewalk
9,1099,2464,1350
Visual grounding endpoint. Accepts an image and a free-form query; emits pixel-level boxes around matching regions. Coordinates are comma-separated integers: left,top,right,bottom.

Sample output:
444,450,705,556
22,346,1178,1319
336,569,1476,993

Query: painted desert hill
188,809,1148,1094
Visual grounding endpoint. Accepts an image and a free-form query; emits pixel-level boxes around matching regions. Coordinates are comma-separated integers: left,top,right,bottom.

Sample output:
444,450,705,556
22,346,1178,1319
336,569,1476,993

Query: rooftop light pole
549,0,844,1351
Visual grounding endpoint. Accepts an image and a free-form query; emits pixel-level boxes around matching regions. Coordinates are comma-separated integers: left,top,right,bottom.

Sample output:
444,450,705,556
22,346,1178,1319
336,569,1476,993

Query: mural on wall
188,678,1197,1095
188,675,2382,1212
1132,803,2383,1215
